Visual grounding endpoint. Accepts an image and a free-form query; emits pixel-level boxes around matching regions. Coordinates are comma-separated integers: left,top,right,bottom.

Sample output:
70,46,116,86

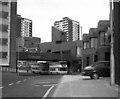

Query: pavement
52,74,120,98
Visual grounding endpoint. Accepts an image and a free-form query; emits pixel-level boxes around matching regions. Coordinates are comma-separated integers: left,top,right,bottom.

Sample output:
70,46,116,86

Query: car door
94,62,105,76
103,62,110,77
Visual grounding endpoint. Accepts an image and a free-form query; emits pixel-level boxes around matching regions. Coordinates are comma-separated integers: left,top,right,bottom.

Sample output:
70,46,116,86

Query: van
31,65,41,74
82,61,110,79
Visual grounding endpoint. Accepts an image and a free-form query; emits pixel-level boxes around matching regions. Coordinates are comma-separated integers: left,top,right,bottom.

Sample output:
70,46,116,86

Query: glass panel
0,11,8,19
100,32,105,45
2,52,7,59
94,38,98,48
91,38,94,48
2,38,8,45
0,25,8,32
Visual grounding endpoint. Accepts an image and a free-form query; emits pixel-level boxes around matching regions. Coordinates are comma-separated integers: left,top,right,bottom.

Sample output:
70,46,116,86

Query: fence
0,67,16,73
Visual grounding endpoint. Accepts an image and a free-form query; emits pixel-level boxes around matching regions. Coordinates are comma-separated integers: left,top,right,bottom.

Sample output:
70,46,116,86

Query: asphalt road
1,72,63,98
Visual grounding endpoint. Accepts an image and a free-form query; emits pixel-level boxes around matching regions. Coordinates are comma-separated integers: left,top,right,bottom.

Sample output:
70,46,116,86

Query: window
60,68,66,71
2,52,7,59
2,39,8,45
83,42,90,49
2,2,9,6
105,52,110,61
91,38,94,48
86,57,89,66
0,39,2,45
0,11,8,19
90,38,98,48
83,42,87,49
100,32,108,46
94,54,98,62
86,42,90,48
0,52,2,59
0,25,8,32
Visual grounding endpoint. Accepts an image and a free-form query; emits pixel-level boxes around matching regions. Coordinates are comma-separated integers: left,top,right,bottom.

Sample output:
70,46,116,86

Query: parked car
82,61,110,79
31,65,41,74
17,66,30,76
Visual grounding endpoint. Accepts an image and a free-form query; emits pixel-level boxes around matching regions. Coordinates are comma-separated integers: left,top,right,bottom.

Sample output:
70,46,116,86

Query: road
1,72,119,98
1,72,63,98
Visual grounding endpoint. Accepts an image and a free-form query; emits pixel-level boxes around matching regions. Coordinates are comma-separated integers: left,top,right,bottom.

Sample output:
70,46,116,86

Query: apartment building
17,15,32,37
0,0,17,68
82,20,110,67
54,17,80,42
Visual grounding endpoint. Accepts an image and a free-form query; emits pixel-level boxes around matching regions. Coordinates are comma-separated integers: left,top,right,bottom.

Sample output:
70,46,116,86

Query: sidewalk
53,75,119,98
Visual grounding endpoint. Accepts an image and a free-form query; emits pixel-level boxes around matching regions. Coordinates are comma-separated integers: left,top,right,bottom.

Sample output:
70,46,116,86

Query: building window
105,52,110,61
100,32,108,46
83,42,90,49
0,25,8,32
83,42,87,49
0,39,2,45
2,52,7,59
0,11,8,19
2,39,8,45
94,38,98,48
94,54,98,62
90,38,98,48
86,42,90,49
86,56,89,66
91,38,94,48
0,52,2,59
2,2,9,6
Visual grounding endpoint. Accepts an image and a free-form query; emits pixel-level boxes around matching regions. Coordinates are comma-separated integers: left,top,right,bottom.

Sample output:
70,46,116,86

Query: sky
17,0,110,43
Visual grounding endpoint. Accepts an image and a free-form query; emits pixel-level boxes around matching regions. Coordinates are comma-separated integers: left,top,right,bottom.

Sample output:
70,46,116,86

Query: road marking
0,86,3,89
42,85,55,98
8,83,14,86
43,84,57,87
16,81,21,84
38,82,50,84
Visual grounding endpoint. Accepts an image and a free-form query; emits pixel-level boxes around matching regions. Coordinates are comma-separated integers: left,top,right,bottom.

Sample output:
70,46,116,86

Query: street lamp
110,0,115,85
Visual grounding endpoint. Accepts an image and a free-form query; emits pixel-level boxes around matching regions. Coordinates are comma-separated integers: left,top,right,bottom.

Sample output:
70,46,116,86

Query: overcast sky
17,0,110,43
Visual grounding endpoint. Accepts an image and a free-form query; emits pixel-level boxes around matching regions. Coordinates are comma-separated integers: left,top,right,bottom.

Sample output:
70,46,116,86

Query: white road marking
42,85,55,98
43,84,57,87
0,86,3,89
16,81,21,84
8,83,14,86
38,82,50,84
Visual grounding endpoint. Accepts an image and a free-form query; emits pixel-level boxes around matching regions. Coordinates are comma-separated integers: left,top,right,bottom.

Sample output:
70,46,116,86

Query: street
1,72,119,98
1,72,63,98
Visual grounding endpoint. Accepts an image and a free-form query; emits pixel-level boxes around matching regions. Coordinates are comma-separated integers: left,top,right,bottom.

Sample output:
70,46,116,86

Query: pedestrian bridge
17,52,78,61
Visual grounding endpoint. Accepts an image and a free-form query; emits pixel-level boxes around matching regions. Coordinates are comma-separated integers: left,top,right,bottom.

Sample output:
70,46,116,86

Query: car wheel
91,73,99,79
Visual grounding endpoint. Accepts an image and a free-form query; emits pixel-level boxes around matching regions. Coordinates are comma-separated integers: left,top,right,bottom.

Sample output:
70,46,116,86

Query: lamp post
16,38,19,73
110,0,115,85
80,26,84,71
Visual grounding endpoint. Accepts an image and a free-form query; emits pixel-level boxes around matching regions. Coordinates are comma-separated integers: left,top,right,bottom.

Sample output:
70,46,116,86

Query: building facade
52,26,66,43
39,40,82,72
113,1,120,85
16,37,41,53
82,20,110,68
17,15,32,37
54,17,80,42
0,0,17,68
